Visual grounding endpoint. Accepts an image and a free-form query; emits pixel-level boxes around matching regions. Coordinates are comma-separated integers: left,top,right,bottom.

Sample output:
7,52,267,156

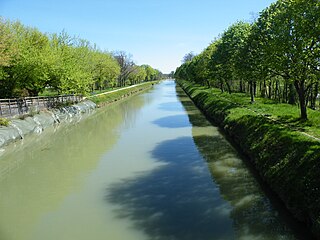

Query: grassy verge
178,80,320,237
88,81,157,106
206,87,320,139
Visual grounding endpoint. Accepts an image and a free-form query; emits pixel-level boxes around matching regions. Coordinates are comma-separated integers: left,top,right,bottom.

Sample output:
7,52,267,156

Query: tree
141,64,155,81
0,18,19,97
128,66,147,85
210,22,252,94
8,22,52,96
0,19,16,68
91,51,120,90
113,51,138,87
182,51,196,63
256,0,320,119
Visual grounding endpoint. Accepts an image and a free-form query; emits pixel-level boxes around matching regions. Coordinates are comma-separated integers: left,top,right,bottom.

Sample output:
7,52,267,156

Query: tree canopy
0,19,162,98
175,0,320,120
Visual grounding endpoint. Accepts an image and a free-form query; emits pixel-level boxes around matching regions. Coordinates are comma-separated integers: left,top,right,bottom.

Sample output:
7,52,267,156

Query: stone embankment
0,82,156,150
0,101,96,148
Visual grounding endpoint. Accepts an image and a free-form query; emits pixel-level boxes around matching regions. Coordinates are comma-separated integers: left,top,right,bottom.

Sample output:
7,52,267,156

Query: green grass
89,87,121,95
183,82,320,139
179,79,320,236
88,82,156,105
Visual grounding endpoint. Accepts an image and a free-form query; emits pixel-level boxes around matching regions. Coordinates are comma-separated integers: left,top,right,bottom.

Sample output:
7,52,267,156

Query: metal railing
0,95,83,118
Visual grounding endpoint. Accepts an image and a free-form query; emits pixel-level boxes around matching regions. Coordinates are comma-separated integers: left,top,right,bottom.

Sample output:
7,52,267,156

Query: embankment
0,82,156,149
89,82,156,107
178,80,320,238
0,100,96,148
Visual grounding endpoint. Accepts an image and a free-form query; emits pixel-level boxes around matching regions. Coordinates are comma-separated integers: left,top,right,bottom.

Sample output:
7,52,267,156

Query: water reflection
158,102,185,112
106,83,312,240
0,81,313,240
0,94,147,240
152,115,191,128
176,86,313,240
106,137,235,240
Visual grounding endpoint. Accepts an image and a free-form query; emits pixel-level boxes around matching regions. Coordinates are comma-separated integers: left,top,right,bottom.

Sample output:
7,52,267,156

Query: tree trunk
283,81,287,103
261,79,267,98
294,80,307,120
220,80,224,93
226,81,232,94
206,80,211,88
310,82,318,110
250,81,255,103
268,81,272,99
288,82,296,104
275,80,279,102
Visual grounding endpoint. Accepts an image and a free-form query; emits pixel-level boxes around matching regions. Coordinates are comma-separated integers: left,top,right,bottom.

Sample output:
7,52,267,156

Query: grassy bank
178,80,320,237
88,82,157,106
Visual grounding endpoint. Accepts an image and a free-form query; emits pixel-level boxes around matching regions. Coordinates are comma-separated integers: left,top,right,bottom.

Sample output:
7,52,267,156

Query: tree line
0,18,163,98
175,0,319,120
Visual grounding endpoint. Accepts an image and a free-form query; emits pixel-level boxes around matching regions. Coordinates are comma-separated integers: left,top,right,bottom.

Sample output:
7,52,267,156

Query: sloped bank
0,100,96,148
178,80,320,238
0,82,156,149
89,82,156,107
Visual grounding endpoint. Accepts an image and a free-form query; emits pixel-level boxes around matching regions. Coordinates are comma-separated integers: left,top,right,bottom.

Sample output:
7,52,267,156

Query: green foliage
89,82,155,105
0,118,10,127
141,64,161,81
0,19,161,99
127,66,147,85
175,0,320,120
179,79,320,235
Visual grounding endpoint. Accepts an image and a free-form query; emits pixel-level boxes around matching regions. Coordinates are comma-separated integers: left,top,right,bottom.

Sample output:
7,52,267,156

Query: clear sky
0,0,275,73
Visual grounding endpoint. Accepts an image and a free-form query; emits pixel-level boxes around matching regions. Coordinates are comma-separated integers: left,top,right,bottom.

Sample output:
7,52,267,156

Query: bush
0,118,10,127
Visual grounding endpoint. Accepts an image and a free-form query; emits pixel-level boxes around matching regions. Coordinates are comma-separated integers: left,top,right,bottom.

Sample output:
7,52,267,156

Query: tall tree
182,51,196,63
257,0,320,119
0,18,18,97
113,51,137,87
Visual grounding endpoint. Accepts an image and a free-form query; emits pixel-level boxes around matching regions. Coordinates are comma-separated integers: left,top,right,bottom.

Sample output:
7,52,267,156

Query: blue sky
0,0,275,73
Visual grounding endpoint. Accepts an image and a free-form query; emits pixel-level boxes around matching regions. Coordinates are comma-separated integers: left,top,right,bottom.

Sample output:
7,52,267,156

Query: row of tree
0,18,163,98
175,0,319,120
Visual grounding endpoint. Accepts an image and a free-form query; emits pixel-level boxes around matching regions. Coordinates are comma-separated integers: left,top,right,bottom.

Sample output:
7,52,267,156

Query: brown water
0,80,312,240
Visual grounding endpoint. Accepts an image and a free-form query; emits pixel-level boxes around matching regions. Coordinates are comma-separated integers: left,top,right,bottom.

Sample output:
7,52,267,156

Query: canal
0,80,312,240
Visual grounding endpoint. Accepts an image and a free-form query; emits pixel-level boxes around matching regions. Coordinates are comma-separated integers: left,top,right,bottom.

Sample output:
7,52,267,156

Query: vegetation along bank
174,0,319,237
178,79,320,237
88,81,157,107
0,82,157,149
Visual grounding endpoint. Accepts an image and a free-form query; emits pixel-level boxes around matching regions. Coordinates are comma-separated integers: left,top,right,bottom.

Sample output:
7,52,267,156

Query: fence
0,95,83,118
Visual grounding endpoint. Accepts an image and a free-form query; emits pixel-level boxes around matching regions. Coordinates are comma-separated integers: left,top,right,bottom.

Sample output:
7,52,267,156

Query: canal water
0,80,312,240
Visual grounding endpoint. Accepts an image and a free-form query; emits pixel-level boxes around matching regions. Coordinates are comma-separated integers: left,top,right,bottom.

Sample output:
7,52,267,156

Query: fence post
24,97,28,113
8,99,12,116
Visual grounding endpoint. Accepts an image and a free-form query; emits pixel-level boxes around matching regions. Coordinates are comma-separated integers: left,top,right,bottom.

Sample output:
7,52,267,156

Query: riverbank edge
88,81,157,107
0,82,157,149
177,79,320,238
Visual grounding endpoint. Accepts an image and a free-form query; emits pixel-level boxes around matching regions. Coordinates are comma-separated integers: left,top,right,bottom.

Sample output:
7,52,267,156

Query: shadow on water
0,93,148,240
106,136,235,240
105,82,313,240
152,115,191,128
177,85,315,240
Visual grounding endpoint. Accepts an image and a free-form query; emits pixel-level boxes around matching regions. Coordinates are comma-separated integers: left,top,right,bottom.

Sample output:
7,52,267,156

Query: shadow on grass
275,115,313,131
